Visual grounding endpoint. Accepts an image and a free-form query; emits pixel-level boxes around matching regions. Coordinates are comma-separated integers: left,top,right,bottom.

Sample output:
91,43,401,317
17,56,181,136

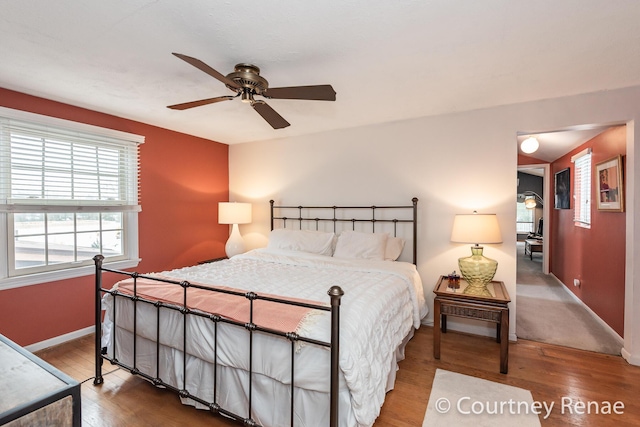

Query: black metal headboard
269,198,418,264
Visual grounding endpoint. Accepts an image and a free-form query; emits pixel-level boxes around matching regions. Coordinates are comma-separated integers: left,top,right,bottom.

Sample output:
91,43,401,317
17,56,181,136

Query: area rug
423,369,541,427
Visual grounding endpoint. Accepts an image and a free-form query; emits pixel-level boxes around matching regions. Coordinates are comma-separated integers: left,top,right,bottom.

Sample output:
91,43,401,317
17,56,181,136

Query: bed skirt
105,316,414,427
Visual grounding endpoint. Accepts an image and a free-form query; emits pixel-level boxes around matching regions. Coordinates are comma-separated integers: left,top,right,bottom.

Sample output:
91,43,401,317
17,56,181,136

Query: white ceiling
517,126,611,163
1,1,640,146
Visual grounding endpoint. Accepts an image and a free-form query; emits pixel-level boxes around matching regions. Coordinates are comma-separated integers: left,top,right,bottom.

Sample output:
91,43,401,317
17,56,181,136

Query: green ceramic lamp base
458,245,498,297
462,282,493,297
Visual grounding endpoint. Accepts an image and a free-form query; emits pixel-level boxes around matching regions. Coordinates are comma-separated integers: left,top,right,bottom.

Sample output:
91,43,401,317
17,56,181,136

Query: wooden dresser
0,334,81,426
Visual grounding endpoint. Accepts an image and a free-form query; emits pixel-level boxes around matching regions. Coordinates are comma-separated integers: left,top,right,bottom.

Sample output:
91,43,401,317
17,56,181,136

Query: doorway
515,126,625,355
517,165,549,274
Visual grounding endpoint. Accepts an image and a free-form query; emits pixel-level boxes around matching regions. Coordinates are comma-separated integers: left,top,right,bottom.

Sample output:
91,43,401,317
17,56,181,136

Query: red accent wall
0,88,229,346
518,153,547,165
550,126,626,336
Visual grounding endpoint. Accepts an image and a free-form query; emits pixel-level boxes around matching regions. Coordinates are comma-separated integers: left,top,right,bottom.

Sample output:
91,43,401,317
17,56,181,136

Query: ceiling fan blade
264,85,336,101
172,53,241,90
167,95,236,110
252,101,290,129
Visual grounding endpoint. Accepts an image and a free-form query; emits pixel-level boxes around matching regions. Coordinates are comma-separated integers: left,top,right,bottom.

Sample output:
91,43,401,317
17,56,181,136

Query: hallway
515,242,623,355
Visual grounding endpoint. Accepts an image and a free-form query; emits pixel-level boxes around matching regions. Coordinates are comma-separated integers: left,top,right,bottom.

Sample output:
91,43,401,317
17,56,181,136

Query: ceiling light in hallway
521,136,540,154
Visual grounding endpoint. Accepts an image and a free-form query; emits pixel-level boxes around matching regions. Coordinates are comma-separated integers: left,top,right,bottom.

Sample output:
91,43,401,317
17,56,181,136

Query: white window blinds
572,148,592,226
0,114,143,213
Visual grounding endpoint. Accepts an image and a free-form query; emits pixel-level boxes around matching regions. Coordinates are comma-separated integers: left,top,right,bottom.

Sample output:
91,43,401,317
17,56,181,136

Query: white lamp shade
451,213,503,244
521,136,539,154
219,202,252,225
524,198,537,209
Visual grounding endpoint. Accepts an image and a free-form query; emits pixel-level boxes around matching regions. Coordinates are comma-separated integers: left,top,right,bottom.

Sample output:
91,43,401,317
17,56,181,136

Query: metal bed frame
93,197,418,427
270,197,418,264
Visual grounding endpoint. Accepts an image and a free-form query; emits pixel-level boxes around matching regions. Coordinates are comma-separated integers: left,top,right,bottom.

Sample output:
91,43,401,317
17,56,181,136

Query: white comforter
104,248,427,426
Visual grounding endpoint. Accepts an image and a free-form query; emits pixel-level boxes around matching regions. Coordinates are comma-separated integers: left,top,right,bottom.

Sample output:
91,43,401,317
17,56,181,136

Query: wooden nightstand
197,256,228,265
433,275,511,374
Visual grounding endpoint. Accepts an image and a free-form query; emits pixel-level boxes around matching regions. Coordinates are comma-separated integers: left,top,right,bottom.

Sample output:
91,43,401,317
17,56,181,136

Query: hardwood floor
35,327,640,426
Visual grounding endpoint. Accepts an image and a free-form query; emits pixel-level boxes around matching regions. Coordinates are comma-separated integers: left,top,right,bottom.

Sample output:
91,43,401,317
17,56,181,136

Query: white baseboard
550,273,625,347
25,326,95,353
621,348,640,366
549,273,624,358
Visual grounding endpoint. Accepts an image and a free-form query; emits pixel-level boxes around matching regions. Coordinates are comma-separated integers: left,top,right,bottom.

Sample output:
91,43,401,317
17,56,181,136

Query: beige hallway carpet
516,242,622,355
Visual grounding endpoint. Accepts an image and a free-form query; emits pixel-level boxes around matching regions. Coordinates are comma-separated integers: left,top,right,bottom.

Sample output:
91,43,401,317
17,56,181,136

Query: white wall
230,85,640,365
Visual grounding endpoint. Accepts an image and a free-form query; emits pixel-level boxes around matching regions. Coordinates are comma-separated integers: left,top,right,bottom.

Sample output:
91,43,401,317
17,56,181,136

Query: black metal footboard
93,255,343,427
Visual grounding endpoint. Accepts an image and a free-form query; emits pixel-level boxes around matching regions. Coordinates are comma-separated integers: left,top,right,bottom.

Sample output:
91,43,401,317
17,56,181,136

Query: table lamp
450,212,503,297
218,202,252,258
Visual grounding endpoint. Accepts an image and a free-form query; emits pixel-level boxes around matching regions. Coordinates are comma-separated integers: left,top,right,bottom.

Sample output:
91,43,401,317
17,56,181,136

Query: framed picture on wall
554,168,570,209
596,155,624,212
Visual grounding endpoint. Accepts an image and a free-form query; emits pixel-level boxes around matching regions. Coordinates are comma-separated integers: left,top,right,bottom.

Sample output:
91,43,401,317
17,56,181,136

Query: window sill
574,221,591,229
0,258,141,291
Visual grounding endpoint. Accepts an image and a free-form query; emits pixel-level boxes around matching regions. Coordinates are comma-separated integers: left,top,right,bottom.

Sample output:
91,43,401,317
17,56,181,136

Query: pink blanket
116,277,324,333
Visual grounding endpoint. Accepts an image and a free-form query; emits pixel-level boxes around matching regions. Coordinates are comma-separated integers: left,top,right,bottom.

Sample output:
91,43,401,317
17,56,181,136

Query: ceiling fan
167,53,336,129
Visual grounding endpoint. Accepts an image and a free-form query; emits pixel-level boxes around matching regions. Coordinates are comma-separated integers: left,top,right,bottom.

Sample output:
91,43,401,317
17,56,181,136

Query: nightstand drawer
440,302,502,323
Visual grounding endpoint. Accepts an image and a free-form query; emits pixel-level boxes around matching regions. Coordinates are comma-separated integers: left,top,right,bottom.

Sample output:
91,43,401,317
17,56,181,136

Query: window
572,148,592,227
516,201,534,233
0,108,143,289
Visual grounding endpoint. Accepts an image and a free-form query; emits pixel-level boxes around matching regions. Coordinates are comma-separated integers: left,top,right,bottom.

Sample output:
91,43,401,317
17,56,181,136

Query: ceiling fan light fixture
241,89,254,103
169,53,336,129
521,136,539,154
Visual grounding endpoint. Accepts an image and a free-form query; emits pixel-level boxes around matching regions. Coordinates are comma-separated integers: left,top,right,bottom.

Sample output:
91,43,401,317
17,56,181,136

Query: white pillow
333,231,388,260
267,229,335,256
385,236,405,261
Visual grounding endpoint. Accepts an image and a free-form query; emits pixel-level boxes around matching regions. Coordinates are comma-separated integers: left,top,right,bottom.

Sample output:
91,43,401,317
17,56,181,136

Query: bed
93,198,427,427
